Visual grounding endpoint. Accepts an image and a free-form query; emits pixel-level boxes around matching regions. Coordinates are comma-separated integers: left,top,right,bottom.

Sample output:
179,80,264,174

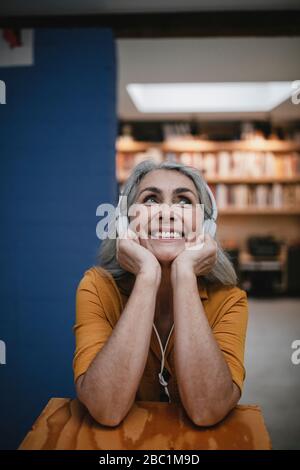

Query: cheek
129,210,149,236
186,208,204,234
183,214,196,234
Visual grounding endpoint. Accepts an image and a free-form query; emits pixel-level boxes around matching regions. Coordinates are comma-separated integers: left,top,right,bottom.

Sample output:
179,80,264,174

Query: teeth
151,231,182,239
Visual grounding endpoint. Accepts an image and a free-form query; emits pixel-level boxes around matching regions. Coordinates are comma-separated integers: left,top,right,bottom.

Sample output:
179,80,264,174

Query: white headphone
202,183,218,238
116,181,218,239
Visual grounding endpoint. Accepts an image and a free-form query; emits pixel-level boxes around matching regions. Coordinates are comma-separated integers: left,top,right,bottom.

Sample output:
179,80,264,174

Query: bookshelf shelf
163,140,300,153
117,139,300,154
118,177,300,185
117,140,157,153
206,177,300,184
219,207,300,215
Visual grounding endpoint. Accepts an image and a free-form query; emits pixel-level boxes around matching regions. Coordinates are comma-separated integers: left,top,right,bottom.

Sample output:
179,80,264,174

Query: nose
158,204,175,224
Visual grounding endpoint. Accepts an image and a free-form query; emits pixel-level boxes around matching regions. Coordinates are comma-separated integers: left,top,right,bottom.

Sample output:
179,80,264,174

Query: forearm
78,271,160,426
172,265,236,425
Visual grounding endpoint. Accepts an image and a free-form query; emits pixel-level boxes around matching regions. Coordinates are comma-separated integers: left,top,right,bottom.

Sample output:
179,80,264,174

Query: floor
239,297,300,450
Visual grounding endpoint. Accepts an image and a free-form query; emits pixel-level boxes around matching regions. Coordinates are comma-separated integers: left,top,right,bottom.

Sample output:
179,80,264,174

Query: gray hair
96,159,237,292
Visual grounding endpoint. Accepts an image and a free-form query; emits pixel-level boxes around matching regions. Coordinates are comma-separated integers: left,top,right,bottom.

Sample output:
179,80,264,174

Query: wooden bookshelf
117,138,300,154
118,173,300,186
163,140,300,153
116,137,300,244
116,140,158,153
206,177,300,184
219,207,300,216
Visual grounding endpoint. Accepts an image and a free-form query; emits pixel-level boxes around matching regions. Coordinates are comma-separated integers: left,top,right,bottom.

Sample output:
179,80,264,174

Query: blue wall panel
0,28,117,449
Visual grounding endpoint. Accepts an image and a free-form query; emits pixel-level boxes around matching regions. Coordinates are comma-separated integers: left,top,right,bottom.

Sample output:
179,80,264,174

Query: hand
171,233,217,280
116,228,161,282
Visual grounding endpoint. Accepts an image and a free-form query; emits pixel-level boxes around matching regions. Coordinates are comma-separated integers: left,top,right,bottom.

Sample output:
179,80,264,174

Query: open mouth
149,230,184,240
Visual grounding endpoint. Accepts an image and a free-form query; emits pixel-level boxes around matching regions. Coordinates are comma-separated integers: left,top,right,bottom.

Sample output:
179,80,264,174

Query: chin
139,239,184,262
152,247,183,264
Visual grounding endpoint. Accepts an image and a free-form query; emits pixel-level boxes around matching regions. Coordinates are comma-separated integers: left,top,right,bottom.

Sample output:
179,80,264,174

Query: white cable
152,322,175,403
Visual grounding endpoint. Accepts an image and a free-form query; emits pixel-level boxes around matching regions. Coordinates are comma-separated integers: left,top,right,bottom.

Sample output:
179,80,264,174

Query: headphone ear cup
116,215,129,238
203,219,217,238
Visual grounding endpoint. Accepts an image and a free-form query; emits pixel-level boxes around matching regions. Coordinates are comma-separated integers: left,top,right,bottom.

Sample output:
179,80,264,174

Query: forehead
138,169,196,192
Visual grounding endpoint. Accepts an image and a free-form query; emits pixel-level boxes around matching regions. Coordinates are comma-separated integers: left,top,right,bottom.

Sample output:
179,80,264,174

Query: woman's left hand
171,233,217,280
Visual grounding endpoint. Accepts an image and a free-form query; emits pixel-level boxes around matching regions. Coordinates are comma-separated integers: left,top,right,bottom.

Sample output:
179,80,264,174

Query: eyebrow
137,186,198,199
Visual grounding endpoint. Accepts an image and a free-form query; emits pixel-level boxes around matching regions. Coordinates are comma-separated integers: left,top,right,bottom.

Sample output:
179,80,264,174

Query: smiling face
129,169,204,265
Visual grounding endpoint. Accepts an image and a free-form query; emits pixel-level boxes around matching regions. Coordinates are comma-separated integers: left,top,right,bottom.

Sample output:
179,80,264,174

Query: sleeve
212,289,249,396
72,271,113,384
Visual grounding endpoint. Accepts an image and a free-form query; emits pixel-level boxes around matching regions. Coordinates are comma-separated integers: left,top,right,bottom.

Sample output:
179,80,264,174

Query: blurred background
0,0,299,450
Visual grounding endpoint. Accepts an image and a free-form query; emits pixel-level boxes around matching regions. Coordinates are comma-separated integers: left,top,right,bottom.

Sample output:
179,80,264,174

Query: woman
73,160,248,427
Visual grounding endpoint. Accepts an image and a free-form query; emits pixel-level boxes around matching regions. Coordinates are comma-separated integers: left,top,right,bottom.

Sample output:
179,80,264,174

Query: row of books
117,150,300,180
175,151,299,179
117,150,162,181
211,183,300,209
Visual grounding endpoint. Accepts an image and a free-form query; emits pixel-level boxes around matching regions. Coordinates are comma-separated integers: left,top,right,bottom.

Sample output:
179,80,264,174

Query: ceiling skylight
126,82,294,113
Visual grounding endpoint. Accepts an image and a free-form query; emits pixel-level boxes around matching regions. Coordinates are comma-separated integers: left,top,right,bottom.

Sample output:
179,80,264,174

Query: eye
142,195,193,205
177,196,192,205
142,194,158,204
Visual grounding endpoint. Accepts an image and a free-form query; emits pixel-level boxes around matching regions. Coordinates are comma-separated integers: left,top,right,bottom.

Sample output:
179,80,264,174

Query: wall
0,28,116,449
118,37,300,121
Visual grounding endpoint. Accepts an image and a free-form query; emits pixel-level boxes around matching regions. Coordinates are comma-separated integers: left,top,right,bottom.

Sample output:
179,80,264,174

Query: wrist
137,265,161,289
171,261,195,284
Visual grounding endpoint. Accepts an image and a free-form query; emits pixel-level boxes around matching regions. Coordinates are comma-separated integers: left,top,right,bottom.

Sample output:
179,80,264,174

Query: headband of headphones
204,182,218,223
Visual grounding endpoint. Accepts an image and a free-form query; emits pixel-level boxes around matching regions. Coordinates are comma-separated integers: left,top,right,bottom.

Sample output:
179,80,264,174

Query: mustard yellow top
73,266,248,403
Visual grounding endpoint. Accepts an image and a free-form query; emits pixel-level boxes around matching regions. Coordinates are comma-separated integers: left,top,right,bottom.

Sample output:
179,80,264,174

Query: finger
127,227,140,243
203,234,218,253
205,233,217,248
185,240,205,251
185,229,204,249
203,233,212,244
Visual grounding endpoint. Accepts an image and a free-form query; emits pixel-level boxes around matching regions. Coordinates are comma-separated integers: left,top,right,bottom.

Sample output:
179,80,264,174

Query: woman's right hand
116,229,161,284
